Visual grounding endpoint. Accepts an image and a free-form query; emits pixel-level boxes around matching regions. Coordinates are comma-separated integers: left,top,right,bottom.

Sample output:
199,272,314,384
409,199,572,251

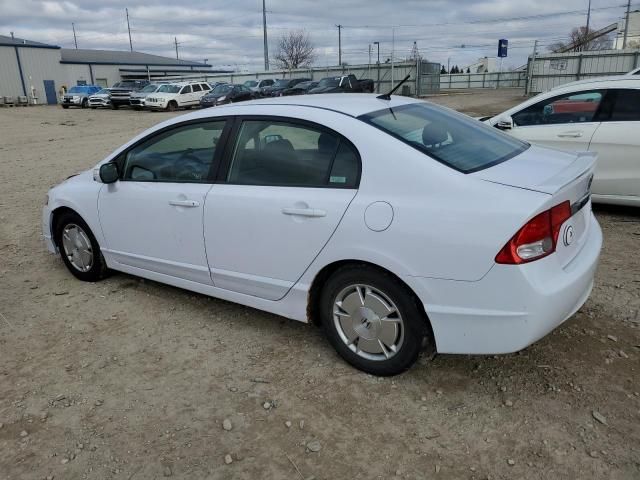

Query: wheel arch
50,206,81,247
306,259,435,346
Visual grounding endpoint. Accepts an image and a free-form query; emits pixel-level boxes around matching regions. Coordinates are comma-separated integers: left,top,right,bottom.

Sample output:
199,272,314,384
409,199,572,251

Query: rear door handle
169,199,200,207
557,131,583,138
282,207,326,217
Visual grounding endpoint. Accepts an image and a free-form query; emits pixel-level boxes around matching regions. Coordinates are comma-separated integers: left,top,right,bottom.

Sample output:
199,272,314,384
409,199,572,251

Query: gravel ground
1,94,639,480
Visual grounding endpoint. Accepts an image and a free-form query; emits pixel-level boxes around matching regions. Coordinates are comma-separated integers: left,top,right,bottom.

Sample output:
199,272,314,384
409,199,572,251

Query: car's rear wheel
54,212,108,282
320,265,428,376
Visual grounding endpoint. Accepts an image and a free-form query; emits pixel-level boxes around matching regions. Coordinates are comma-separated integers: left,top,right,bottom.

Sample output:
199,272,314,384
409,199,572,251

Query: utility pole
336,24,342,66
391,27,395,89
586,0,592,37
623,0,631,49
126,8,133,52
72,23,78,49
373,41,380,64
174,37,179,59
368,44,371,76
526,39,539,95
262,0,269,70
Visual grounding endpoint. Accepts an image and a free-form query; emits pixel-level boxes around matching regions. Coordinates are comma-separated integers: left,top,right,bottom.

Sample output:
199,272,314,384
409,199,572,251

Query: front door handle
169,199,200,207
282,207,326,217
557,131,583,138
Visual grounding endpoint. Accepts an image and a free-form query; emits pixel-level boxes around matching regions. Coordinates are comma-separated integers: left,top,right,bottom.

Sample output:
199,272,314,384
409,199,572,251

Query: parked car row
243,74,375,97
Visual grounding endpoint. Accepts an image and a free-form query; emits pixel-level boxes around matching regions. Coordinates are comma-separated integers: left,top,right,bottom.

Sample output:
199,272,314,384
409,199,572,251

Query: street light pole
623,0,631,49
262,0,269,70
373,41,380,93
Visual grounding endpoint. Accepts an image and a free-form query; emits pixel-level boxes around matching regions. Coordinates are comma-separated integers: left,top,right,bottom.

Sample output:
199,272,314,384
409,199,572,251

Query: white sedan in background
485,76,640,206
43,94,601,375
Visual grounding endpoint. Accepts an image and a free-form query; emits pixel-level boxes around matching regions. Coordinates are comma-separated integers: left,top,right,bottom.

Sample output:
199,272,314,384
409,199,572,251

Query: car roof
551,76,640,91
185,93,421,118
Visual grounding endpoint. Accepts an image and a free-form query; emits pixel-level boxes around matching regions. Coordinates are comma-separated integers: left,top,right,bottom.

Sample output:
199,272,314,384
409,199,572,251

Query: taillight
495,201,571,265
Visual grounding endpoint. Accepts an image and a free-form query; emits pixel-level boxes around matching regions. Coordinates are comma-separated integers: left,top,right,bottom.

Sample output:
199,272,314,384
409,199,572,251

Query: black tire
111,103,119,110
91,106,97,110
166,101,177,112
81,99,88,109
319,265,429,376
54,211,108,282
62,105,69,109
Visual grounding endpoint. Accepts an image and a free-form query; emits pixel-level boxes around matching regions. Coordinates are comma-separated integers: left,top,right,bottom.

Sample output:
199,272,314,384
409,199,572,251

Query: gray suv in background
129,83,164,110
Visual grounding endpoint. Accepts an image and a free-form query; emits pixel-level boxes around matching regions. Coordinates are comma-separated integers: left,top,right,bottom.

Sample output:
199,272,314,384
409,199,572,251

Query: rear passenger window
192,84,202,92
609,89,640,121
227,120,359,187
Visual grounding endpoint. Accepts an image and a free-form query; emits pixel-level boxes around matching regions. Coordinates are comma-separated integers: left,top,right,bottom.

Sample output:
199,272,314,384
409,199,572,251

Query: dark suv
109,80,150,109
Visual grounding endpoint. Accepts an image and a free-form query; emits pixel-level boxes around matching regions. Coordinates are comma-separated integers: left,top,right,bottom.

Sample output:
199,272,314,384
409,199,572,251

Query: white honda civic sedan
43,94,602,375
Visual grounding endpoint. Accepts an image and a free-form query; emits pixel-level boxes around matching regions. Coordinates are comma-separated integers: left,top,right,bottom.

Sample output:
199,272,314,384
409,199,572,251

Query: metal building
1,34,217,104
0,35,66,104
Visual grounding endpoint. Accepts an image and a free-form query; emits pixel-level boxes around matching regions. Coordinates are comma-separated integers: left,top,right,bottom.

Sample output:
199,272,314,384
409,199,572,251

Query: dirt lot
1,92,639,480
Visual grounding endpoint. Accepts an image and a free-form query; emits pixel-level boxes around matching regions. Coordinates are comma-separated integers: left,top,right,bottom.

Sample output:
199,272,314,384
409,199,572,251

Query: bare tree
549,26,612,53
274,30,315,70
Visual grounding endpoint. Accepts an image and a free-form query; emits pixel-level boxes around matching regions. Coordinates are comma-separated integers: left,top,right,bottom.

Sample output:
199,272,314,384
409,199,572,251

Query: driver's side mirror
495,115,514,131
99,163,119,184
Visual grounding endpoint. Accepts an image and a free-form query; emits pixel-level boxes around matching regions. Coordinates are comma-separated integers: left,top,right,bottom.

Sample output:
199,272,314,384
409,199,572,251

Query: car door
204,117,361,300
191,83,204,104
98,119,230,284
178,85,192,106
508,89,606,152
587,88,640,199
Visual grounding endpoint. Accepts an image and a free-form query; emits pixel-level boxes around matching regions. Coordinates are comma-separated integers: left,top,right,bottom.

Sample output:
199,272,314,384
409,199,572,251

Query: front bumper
42,205,56,254
61,97,83,106
406,212,602,354
129,98,145,107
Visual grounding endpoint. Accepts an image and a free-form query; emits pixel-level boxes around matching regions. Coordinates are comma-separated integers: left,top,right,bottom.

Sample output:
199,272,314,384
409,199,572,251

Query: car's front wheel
320,265,429,376
54,212,108,282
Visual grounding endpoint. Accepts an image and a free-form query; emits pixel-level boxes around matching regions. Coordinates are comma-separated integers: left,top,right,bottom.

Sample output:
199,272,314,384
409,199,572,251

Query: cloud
1,0,627,70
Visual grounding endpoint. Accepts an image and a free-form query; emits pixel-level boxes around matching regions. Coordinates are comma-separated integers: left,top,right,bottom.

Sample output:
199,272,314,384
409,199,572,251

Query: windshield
157,85,181,93
359,103,529,173
244,81,258,87
274,79,290,87
96,89,110,95
141,84,159,93
318,77,340,87
68,86,89,94
112,82,136,88
213,84,233,95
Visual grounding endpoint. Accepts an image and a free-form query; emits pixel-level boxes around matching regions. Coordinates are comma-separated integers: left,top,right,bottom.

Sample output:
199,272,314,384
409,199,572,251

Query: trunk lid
476,144,597,268
473,144,595,195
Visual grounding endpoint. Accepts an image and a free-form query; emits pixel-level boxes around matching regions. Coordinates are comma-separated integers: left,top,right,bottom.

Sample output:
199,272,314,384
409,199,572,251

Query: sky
1,0,636,71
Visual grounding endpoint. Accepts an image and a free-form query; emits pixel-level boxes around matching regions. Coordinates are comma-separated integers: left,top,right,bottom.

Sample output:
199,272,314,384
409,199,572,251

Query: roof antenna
377,74,411,100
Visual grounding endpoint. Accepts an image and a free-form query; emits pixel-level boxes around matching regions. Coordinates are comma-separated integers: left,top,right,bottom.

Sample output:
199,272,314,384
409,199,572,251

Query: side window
123,121,226,183
227,120,359,187
608,89,640,121
202,83,211,90
180,85,192,94
512,90,604,126
192,84,202,92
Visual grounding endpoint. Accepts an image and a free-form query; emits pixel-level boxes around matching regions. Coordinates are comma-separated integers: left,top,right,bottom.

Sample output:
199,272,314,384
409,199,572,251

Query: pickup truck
309,74,375,94
109,80,150,109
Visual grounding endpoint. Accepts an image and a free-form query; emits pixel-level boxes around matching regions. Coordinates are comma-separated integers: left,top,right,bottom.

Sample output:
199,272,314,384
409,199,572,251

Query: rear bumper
406,212,602,354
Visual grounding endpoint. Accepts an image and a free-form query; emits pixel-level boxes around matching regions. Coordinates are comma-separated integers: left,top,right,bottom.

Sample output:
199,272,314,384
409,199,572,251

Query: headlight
217,96,226,102
73,96,80,101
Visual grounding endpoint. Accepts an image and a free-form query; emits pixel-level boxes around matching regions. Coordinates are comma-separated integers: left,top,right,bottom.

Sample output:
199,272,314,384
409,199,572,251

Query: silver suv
129,84,164,110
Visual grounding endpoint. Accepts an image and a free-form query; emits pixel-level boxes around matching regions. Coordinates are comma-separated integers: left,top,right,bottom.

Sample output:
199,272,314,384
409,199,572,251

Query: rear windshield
359,103,529,173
